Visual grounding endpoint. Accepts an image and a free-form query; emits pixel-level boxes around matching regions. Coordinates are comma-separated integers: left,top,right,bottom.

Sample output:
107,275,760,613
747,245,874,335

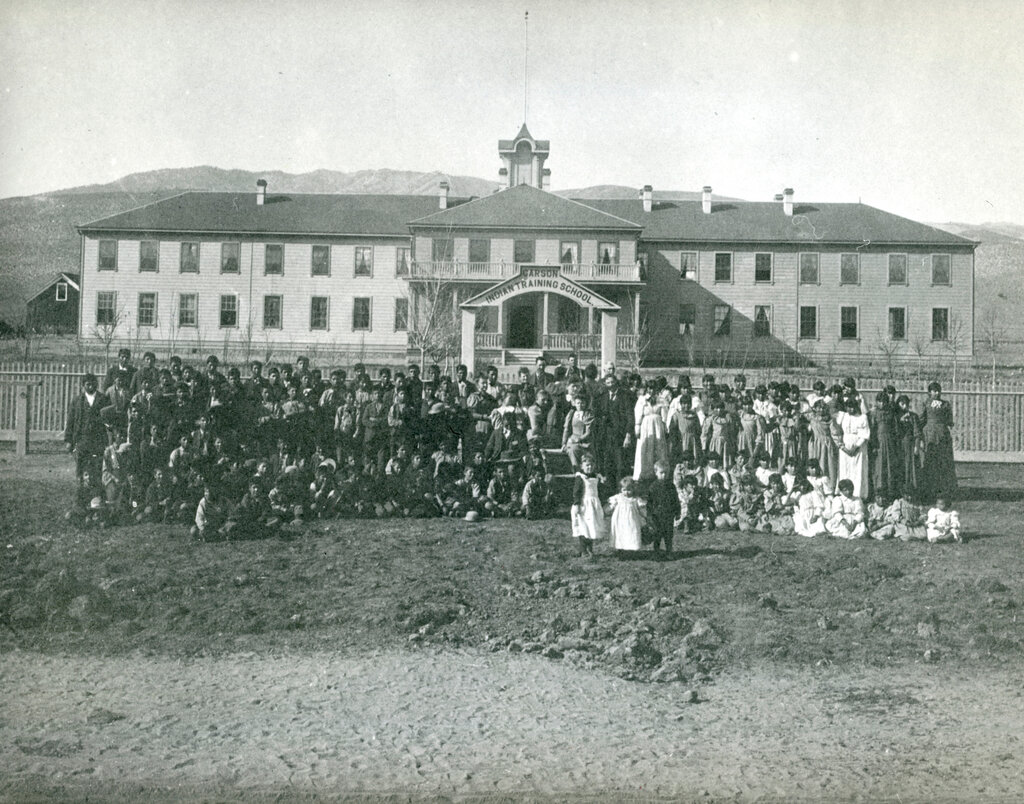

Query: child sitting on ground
886,493,927,542
706,474,737,530
521,467,553,520
866,493,893,540
793,478,828,538
825,479,866,540
926,496,962,543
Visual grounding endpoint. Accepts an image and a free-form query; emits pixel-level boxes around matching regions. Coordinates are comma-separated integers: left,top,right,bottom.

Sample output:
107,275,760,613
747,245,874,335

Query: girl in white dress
826,479,867,539
609,476,646,557
793,478,828,538
570,453,607,557
836,396,870,499
926,496,962,543
633,383,669,481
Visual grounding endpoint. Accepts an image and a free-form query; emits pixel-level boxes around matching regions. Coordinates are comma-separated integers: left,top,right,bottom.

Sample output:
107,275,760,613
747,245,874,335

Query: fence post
15,382,31,457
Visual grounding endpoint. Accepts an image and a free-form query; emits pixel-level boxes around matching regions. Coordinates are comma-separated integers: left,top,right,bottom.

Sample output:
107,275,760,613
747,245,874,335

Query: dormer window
56,282,68,302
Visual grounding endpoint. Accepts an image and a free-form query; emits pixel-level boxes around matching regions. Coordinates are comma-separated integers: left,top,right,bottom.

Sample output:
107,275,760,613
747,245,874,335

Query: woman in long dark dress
895,394,921,499
919,381,957,502
869,391,902,500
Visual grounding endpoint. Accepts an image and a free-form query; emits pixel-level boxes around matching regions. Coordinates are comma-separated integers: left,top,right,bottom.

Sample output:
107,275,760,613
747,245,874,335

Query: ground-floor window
799,306,817,339
137,292,157,327
263,295,282,329
840,306,858,340
932,307,949,341
96,291,117,325
178,294,197,327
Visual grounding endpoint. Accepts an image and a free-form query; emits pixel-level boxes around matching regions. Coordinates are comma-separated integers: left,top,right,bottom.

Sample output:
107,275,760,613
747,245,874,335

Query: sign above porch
460,265,620,311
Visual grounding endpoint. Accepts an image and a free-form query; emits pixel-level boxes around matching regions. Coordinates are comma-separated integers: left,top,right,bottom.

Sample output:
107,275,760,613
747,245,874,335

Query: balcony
409,261,645,283
474,333,639,352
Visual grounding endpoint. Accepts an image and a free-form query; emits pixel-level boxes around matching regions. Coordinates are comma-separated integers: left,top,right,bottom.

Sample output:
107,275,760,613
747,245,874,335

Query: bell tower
498,124,550,190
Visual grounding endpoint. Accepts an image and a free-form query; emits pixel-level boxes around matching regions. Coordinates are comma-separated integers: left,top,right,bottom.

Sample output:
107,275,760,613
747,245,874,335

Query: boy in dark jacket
647,459,681,556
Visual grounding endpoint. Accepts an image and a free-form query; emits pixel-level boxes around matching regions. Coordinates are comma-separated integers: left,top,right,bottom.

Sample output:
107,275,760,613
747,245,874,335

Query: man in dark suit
65,372,109,487
103,348,135,393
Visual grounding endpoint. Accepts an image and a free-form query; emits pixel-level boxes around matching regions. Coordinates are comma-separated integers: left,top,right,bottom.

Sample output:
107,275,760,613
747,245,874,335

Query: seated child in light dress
793,478,828,538
866,493,893,540
706,474,737,530
825,478,866,540
885,494,926,541
926,496,962,543
762,473,795,535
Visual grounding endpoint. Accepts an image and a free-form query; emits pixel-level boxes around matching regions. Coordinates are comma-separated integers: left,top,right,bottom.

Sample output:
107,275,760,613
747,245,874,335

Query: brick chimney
439,181,450,210
641,185,653,213
256,178,267,206
702,186,712,215
783,188,794,216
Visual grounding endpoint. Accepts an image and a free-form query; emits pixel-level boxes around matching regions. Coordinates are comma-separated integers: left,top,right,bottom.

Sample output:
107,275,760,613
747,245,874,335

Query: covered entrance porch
460,266,626,374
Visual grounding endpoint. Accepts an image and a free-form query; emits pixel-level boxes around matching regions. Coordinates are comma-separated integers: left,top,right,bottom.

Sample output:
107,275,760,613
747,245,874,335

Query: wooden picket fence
2,361,1023,461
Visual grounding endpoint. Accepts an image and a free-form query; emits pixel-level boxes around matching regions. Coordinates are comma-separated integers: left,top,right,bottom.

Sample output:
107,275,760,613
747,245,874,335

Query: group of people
62,349,960,549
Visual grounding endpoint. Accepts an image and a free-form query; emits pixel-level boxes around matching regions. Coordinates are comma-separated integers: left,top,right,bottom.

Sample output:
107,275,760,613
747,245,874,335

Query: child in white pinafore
571,453,607,557
926,496,962,543
608,476,647,558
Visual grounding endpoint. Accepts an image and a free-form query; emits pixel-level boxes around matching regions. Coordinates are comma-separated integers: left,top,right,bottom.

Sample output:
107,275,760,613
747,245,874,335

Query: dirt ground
2,454,1024,801
1,649,1023,802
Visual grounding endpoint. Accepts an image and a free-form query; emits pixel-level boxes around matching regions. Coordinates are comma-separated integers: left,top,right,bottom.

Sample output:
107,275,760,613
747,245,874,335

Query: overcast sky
1,0,1021,223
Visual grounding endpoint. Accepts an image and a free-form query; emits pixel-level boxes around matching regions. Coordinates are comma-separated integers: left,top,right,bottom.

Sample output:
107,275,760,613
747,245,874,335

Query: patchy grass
1,456,1022,683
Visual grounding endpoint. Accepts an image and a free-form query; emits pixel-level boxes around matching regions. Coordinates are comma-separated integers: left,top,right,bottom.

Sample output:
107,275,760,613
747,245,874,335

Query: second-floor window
354,247,373,277
598,242,619,265
559,242,579,265
265,244,283,275
714,253,732,282
799,252,819,284
932,254,952,285
180,242,200,273
98,240,117,271
679,251,697,280
396,247,410,276
140,240,159,272
514,239,535,263
469,239,490,264
312,245,331,276
840,253,860,285
221,243,240,274
888,254,908,285
754,253,772,283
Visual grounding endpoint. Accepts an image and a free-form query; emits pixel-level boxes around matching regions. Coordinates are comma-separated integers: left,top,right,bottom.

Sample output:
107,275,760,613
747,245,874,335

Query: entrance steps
502,348,543,365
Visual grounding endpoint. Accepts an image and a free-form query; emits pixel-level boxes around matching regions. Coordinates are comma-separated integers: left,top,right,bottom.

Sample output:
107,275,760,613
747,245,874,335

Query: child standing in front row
926,496,962,543
609,476,646,559
571,453,607,558
646,459,680,556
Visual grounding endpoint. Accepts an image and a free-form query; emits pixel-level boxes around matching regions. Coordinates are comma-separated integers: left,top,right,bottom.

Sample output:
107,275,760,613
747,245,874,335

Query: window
469,239,490,264
137,293,157,327
678,303,696,336
840,253,860,285
96,291,117,325
753,305,772,337
559,241,579,265
395,247,410,276
178,294,198,327
840,306,858,340
263,295,282,329
179,242,200,273
310,296,329,330
714,252,732,282
754,253,772,283
432,238,454,262
932,254,952,286
888,307,907,340
888,253,907,285
220,295,238,328
394,298,409,331
354,246,373,277
598,242,618,265
514,239,535,263
932,308,949,341
311,245,330,276
799,252,819,284
98,240,117,271
265,244,283,275
221,242,240,274
679,251,697,280
799,306,818,339
140,240,159,272
352,297,371,331
713,304,731,336
55,282,68,302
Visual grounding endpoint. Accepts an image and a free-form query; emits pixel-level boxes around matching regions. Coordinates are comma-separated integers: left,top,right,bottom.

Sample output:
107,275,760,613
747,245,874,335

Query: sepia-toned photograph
1,0,1023,800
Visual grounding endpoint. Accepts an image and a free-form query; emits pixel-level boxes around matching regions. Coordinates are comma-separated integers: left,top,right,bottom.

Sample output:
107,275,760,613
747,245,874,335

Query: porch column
542,293,550,351
461,308,477,377
600,310,618,371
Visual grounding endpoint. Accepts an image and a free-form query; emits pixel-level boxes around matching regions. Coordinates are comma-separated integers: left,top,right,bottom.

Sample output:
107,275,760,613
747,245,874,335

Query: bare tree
875,328,902,380
978,304,1008,387
406,272,461,372
91,301,126,369
944,313,968,387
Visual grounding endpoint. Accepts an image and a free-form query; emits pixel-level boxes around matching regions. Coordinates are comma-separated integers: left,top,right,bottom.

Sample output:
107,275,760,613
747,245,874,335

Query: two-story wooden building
76,124,976,371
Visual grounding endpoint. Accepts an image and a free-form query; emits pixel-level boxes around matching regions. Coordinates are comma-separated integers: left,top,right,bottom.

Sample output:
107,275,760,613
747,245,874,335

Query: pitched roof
498,123,550,152
78,192,461,237
410,184,642,231
579,198,976,246
27,272,80,303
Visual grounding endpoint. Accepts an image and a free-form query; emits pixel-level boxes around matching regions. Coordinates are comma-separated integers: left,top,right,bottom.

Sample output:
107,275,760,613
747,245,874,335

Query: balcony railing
410,261,644,283
473,333,638,353
474,332,505,349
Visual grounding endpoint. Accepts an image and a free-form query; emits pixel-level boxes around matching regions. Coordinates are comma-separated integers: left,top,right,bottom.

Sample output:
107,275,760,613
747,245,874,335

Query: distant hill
556,185,742,202
54,166,500,199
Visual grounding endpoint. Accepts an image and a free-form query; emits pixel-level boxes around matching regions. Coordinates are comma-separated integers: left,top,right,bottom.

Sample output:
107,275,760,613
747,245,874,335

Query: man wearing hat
65,372,109,489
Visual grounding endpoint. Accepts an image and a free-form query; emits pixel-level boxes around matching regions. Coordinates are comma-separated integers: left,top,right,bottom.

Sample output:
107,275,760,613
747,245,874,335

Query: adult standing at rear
64,372,109,488
919,381,957,501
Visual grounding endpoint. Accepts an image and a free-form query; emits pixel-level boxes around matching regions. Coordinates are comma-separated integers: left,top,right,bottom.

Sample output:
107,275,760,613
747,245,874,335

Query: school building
76,124,976,372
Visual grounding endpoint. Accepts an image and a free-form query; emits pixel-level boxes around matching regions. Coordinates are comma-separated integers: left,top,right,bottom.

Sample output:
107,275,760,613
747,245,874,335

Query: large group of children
62,349,961,550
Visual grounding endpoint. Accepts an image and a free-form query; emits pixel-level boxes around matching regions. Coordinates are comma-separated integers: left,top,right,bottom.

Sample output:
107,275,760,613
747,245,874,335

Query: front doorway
507,298,538,348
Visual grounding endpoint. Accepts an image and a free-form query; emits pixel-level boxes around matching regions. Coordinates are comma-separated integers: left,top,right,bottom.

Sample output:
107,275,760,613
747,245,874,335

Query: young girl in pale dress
571,453,607,557
609,476,646,558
